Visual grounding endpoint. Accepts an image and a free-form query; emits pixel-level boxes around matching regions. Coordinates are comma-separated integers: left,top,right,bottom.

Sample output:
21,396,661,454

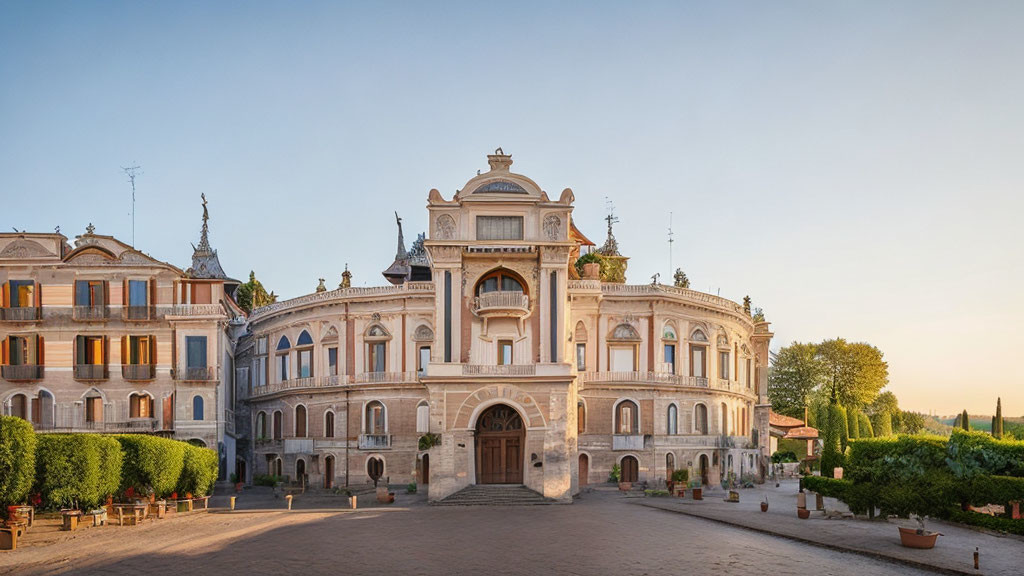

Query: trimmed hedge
948,508,1024,536
34,435,122,510
0,416,37,511
802,476,851,501
116,435,187,497
178,444,219,497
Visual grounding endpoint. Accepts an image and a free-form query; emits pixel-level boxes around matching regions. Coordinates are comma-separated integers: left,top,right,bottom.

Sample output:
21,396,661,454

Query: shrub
847,409,860,441
946,429,1024,479
253,474,281,487
670,468,689,483
771,451,798,463
837,405,849,451
802,476,851,501
117,435,186,497
948,508,1024,536
819,402,845,477
34,435,103,510
0,416,37,512
95,436,123,502
872,411,893,437
857,412,874,438
178,444,219,497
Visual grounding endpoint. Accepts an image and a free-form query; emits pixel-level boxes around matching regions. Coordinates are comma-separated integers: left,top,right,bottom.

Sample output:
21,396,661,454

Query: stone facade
239,152,773,502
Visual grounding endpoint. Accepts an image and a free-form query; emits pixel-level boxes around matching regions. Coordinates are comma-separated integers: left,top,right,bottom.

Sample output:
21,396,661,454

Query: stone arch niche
453,385,545,430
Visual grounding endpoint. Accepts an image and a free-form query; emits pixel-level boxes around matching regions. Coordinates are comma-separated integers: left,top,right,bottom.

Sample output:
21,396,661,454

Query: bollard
285,494,293,511
815,493,824,511
796,492,806,509
974,547,979,570
349,495,357,510
229,496,236,511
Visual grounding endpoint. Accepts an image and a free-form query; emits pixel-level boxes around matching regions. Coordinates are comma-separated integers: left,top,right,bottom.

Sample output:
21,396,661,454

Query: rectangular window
369,342,386,372
476,216,524,241
297,349,312,378
8,335,39,365
498,340,513,365
186,336,207,369
75,280,105,306
746,359,752,388
418,346,430,375
129,336,151,365
254,356,267,387
257,336,268,355
690,345,706,378
8,280,35,307
576,343,586,371
719,351,730,379
610,346,635,371
128,280,148,306
328,347,339,376
664,344,676,374
279,353,289,381
77,336,105,365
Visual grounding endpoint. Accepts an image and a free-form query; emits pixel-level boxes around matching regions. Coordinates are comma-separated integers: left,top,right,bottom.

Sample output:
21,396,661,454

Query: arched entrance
367,457,384,485
699,454,710,485
578,453,589,487
324,455,334,489
420,454,430,485
621,455,639,483
475,404,524,484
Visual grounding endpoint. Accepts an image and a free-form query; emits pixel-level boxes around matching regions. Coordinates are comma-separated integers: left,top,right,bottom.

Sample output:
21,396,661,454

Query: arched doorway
578,453,589,487
296,458,306,482
699,454,710,485
324,455,334,489
367,457,384,485
475,404,524,484
621,455,639,483
420,454,430,485
666,452,675,481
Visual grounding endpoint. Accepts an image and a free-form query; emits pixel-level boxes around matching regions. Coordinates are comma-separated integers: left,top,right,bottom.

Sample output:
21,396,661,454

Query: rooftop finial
597,198,620,256
339,263,352,289
316,278,326,293
394,211,407,259
197,193,211,252
188,193,227,279
86,223,95,235
486,148,513,172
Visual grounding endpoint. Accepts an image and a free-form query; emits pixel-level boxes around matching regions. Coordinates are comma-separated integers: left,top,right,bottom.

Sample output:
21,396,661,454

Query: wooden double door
476,405,524,484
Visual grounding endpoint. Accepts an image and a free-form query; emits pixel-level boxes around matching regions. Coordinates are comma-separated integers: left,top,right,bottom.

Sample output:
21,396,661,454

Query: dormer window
475,269,525,295
476,216,523,241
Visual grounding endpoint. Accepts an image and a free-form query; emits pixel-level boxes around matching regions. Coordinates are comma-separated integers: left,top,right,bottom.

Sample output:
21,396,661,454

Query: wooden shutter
37,336,44,366
121,336,128,366
1,282,8,308
149,335,157,365
103,281,110,307
1,338,8,365
34,281,40,309
123,279,128,306
103,336,110,375
149,278,157,306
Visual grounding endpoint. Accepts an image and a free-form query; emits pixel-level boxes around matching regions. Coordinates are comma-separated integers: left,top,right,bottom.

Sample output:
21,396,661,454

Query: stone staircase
433,484,556,506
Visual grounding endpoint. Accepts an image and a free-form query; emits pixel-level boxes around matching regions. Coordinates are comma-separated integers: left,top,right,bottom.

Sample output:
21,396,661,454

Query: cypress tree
995,398,1003,439
847,408,860,440
838,405,850,451
820,399,844,477
962,409,970,431
858,412,874,438
873,411,893,437
954,413,962,429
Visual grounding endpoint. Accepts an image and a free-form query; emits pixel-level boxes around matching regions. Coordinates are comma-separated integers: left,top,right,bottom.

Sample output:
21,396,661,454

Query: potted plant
610,464,630,491
231,473,243,493
690,478,703,500
760,497,769,512
670,469,688,497
797,507,810,519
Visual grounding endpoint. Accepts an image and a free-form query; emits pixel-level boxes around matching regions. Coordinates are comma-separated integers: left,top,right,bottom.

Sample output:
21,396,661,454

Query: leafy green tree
820,399,845,477
234,271,277,314
768,343,824,417
900,411,926,435
817,339,889,410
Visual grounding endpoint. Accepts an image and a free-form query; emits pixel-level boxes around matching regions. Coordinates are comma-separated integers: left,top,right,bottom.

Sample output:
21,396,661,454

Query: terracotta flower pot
797,508,810,519
692,488,703,500
898,527,939,549
760,502,769,512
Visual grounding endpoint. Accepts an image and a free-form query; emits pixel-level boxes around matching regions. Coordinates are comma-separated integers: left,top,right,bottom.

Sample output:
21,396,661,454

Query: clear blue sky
2,1,1022,415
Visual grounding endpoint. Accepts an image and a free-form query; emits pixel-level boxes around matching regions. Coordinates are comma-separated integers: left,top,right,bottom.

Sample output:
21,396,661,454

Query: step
433,485,556,506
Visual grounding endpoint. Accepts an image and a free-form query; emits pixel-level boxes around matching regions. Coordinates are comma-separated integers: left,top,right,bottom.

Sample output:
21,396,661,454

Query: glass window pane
186,336,207,368
129,280,148,306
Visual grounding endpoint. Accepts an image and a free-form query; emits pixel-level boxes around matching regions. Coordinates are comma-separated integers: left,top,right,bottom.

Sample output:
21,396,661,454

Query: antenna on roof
668,212,674,275
122,164,142,246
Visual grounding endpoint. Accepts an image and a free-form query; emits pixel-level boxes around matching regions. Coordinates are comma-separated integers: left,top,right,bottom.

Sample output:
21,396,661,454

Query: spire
394,211,407,259
188,193,227,279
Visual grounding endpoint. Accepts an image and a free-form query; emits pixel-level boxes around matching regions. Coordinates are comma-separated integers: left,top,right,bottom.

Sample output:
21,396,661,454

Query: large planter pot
726,490,740,503
760,502,769,512
797,508,810,519
692,488,703,500
898,527,939,549
618,482,632,492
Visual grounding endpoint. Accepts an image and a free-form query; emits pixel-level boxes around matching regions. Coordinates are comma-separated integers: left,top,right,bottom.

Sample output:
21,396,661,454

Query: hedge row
0,425,218,512
0,416,36,509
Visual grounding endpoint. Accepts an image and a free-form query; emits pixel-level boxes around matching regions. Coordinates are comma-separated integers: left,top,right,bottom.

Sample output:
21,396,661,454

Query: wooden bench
112,504,149,526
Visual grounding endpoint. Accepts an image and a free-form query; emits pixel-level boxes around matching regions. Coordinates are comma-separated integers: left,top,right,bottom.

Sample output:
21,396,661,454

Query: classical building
239,151,773,502
0,199,241,476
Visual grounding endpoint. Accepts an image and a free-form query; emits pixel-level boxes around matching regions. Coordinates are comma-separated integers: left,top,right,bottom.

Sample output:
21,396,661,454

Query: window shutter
149,278,157,306
103,336,110,374
1,338,8,365
123,279,128,306
37,336,44,365
121,336,128,366
150,335,157,365
103,281,110,307
34,281,41,309
1,282,8,308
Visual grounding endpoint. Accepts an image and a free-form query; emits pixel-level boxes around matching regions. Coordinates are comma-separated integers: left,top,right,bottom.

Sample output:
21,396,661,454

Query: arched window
9,393,28,420
574,322,588,371
277,336,290,381
365,401,386,434
325,410,335,438
474,269,526,296
273,410,283,440
694,403,709,435
276,336,291,350
667,404,678,435
130,393,154,419
192,395,204,421
615,400,639,435
416,401,429,434
296,330,313,379
666,452,675,477
295,405,307,437
367,456,385,482
296,458,306,479
364,324,390,373
577,400,586,434
256,411,267,439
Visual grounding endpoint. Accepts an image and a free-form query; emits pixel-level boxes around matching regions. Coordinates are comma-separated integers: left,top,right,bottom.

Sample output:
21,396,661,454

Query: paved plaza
0,488,964,576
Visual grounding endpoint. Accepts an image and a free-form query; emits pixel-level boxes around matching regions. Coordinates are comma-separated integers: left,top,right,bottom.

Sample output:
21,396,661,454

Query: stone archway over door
475,404,524,484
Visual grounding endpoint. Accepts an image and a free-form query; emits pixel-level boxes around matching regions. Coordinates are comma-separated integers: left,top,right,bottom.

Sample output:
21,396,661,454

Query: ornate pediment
413,324,435,342
0,238,53,259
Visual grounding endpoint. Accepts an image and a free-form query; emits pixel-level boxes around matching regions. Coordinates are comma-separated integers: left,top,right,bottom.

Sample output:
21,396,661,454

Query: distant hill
937,415,1024,437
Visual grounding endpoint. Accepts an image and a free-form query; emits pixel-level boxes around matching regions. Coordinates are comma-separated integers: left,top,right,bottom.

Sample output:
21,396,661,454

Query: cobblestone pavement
1,490,939,576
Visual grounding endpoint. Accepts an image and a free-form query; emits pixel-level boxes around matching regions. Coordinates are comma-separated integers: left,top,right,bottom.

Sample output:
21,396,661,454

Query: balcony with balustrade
122,364,155,381
73,364,108,381
358,434,391,450
159,304,224,319
123,306,155,321
73,305,109,322
0,307,40,322
1,364,43,381
470,291,530,319
174,366,216,382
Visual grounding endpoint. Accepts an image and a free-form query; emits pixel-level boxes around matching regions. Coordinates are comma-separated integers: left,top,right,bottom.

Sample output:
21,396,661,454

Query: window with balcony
690,345,707,379
75,335,108,380
475,269,525,295
276,336,290,381
2,280,38,321
185,336,208,380
273,410,283,440
2,334,44,381
615,400,639,435
256,411,267,439
122,335,155,380
664,344,676,374
328,347,339,376
498,340,513,365
476,215,523,241
124,279,152,320
74,280,108,320
296,331,313,379
364,324,390,373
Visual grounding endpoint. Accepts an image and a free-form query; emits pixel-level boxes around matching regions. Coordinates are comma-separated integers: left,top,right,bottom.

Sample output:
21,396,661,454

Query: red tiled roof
784,426,819,440
769,412,805,428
